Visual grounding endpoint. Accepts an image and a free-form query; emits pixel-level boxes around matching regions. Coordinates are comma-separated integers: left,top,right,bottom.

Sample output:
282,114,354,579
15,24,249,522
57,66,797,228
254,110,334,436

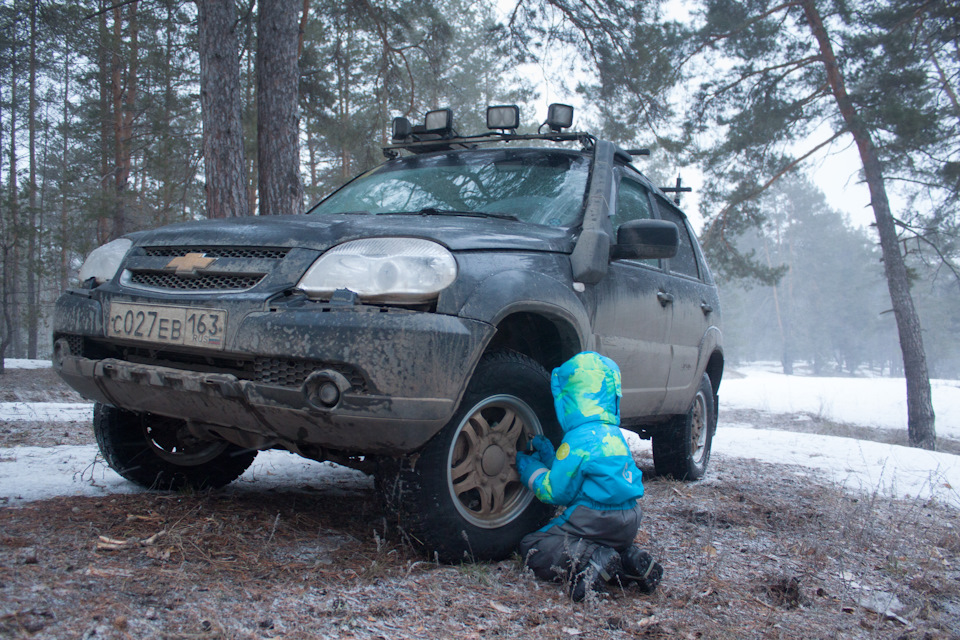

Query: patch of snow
0,447,371,507
0,402,93,422
722,369,960,439
2,361,959,510
712,427,960,509
3,358,51,369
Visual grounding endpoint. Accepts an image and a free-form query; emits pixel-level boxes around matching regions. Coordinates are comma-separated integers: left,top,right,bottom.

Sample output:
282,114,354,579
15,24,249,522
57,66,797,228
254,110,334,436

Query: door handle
700,302,713,315
657,291,674,307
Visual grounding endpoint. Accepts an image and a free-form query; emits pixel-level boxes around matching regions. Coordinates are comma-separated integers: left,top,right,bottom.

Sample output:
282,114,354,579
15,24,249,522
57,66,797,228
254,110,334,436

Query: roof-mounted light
392,116,412,141
545,103,574,132
424,109,453,134
486,105,520,131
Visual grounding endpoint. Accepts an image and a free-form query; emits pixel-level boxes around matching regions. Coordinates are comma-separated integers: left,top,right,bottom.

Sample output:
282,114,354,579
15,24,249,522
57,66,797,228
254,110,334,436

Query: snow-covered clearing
2,359,958,509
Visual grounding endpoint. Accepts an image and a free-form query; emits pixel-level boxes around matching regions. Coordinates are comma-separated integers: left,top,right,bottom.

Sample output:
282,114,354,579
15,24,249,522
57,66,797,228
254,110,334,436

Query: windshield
310,149,590,227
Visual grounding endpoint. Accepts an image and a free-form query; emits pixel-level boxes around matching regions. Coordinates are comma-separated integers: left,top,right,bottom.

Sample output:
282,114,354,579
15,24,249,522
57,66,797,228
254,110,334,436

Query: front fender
457,269,594,352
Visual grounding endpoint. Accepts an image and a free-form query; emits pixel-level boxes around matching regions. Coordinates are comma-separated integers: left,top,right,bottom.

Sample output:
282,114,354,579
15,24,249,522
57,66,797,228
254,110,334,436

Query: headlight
77,238,132,286
296,238,457,303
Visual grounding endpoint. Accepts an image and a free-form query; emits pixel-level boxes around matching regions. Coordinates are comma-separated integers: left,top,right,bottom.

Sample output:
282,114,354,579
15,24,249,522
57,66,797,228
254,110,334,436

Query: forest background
0,0,957,440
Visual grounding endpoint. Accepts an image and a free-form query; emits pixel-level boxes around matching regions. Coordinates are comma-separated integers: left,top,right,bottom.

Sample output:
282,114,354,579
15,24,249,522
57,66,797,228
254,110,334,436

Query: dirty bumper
54,296,495,455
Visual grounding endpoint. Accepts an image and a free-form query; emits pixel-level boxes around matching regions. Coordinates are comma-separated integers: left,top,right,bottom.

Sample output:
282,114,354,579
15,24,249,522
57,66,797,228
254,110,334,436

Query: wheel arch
486,310,585,373
458,269,593,374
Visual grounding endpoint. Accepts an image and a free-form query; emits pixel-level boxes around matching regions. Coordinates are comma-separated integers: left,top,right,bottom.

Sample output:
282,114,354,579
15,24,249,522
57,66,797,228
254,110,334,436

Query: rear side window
613,178,653,229
656,197,700,279
614,179,658,268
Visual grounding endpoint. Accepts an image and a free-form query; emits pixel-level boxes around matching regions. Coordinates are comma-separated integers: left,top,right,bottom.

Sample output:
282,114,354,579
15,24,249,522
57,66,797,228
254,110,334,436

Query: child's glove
529,435,555,467
515,451,546,488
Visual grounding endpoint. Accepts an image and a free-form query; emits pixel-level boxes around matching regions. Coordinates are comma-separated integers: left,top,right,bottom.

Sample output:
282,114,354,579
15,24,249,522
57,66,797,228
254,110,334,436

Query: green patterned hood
550,351,622,432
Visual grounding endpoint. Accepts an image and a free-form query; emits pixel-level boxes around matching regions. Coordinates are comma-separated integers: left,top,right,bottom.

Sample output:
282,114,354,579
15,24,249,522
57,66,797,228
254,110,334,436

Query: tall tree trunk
1,102,12,370
8,43,22,359
244,48,257,216
197,0,249,218
26,0,38,358
97,2,112,245
801,0,937,449
60,54,71,292
257,0,304,216
110,1,140,240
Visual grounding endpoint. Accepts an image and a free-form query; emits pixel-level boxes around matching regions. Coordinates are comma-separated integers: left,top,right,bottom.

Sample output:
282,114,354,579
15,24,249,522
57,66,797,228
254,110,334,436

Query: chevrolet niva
53,104,723,561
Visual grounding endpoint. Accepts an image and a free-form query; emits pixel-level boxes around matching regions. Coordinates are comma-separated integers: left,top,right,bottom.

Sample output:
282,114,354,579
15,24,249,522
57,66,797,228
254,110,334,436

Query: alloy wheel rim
690,390,708,465
144,416,230,466
446,394,541,529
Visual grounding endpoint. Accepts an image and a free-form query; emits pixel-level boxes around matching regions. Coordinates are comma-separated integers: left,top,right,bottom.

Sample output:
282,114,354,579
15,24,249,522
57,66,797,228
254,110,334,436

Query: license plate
107,302,227,350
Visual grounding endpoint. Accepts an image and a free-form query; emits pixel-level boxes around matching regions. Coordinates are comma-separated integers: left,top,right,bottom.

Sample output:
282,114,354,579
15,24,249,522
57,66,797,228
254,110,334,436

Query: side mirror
611,219,679,260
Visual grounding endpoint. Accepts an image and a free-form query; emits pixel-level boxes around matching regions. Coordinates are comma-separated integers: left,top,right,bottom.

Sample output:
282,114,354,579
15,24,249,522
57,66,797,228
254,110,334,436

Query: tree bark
97,1,112,245
60,54,71,292
7,41,22,359
257,0,304,217
26,0,38,359
110,1,139,240
801,0,937,449
197,0,249,218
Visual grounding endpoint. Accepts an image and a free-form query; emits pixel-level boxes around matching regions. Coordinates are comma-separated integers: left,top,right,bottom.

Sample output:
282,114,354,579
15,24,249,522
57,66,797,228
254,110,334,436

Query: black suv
53,105,723,561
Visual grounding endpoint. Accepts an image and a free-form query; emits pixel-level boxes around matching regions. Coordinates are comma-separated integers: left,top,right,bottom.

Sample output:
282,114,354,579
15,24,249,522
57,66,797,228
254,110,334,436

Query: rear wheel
94,403,257,491
378,350,560,562
652,373,716,480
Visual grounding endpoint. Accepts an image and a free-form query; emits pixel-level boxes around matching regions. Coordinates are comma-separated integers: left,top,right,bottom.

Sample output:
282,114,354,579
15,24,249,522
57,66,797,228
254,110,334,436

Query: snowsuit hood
551,351,622,433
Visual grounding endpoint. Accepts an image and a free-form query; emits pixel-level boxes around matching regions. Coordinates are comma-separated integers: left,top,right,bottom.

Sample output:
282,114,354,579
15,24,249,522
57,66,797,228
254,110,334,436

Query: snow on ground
3,358,52,369
0,402,92,422
1,359,959,509
712,425,960,509
0,447,370,506
723,362,960,438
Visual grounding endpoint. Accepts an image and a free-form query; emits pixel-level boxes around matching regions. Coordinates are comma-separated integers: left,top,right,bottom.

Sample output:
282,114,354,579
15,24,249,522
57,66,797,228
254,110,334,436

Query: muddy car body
53,105,723,560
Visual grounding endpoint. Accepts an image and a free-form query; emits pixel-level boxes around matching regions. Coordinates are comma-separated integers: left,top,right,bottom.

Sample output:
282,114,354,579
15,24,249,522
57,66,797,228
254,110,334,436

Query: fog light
318,381,340,407
303,369,351,411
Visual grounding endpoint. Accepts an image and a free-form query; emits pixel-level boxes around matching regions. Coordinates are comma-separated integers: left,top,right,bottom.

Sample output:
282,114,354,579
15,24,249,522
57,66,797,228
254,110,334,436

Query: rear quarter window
655,196,700,280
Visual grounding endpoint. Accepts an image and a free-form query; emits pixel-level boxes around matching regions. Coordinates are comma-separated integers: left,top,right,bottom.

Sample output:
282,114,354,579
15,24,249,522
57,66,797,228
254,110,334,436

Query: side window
613,179,659,268
656,197,700,279
612,178,653,230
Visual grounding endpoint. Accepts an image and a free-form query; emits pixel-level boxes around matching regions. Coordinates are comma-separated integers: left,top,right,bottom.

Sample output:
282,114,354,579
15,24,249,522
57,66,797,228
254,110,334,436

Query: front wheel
378,350,561,562
94,403,257,491
652,372,716,480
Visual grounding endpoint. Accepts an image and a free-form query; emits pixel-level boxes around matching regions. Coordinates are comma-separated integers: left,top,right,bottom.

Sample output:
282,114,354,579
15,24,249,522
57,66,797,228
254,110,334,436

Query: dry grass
1,452,959,640
2,372,959,638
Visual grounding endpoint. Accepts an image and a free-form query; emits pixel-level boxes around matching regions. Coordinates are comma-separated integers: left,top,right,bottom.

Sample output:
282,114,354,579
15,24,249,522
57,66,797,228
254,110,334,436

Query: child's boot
620,547,663,593
570,546,622,602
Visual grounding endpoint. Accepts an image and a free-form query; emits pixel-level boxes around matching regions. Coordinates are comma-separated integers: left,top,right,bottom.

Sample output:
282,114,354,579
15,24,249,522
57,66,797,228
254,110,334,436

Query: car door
654,195,714,413
587,176,672,417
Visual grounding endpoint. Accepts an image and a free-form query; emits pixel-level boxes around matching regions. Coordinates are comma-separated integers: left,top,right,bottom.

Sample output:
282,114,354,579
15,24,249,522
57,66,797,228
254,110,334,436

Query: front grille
129,271,265,291
254,357,367,391
59,336,369,393
144,247,289,260
65,334,84,356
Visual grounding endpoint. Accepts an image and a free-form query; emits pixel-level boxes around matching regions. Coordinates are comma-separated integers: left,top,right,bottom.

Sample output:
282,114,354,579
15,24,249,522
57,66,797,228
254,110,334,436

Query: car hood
133,213,576,253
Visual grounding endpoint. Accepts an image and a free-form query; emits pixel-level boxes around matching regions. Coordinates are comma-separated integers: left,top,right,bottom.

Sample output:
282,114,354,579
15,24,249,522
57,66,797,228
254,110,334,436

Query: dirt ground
2,371,959,639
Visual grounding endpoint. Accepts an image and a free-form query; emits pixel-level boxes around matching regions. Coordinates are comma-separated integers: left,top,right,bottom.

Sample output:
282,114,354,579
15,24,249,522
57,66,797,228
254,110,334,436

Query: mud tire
94,403,257,491
378,350,561,562
652,373,716,480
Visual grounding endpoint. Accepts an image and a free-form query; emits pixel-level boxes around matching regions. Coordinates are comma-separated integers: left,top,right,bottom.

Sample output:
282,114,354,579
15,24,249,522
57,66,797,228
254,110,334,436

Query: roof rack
382,131,595,158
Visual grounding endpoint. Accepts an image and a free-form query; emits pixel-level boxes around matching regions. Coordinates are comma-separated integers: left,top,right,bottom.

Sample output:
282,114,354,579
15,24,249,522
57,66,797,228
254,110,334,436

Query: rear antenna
661,175,692,206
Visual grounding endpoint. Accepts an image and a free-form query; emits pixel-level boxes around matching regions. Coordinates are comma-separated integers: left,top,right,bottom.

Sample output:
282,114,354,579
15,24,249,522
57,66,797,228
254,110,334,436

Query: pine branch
704,55,823,102
680,1,802,69
715,130,846,221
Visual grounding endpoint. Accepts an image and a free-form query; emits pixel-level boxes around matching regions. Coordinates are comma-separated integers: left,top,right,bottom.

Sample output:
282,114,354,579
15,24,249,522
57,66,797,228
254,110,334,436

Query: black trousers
519,503,642,583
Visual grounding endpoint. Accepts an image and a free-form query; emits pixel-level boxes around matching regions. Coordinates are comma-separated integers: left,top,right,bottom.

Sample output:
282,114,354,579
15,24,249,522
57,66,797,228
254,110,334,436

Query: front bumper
53,290,494,454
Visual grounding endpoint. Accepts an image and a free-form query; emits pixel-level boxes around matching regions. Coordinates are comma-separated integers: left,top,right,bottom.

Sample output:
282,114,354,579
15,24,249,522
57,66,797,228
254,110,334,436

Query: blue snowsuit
517,352,645,583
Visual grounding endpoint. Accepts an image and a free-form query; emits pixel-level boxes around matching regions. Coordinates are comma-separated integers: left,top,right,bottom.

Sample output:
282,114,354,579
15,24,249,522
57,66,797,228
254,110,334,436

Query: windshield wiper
389,207,519,221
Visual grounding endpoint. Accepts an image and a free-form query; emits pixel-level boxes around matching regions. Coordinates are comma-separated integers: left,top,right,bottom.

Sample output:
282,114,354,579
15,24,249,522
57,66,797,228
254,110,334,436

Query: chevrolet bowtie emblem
165,252,216,276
